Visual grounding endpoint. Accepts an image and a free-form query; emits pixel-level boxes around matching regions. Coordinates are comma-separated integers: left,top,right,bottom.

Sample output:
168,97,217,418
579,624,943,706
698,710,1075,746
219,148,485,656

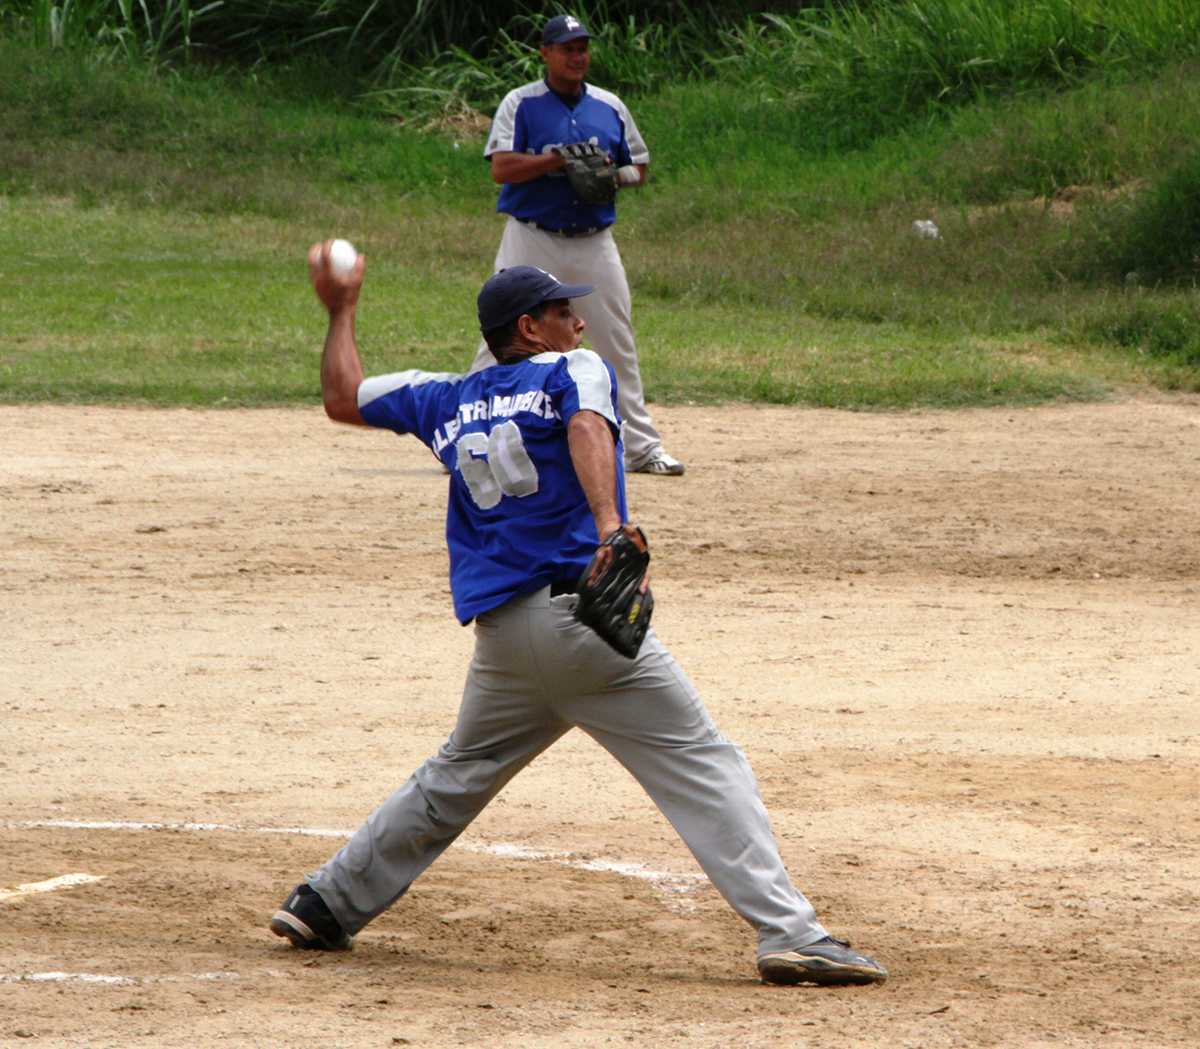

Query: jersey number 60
454,420,539,509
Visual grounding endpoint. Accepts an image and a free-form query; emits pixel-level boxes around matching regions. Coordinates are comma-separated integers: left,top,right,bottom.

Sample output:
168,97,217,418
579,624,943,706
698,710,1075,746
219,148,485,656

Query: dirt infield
3,399,1199,1048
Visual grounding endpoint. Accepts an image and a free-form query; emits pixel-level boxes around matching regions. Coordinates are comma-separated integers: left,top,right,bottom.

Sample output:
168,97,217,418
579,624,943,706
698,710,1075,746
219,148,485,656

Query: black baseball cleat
269,884,354,951
757,936,888,986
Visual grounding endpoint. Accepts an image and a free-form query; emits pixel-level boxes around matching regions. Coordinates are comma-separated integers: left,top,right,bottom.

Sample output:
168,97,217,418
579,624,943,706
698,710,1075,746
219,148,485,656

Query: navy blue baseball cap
542,14,594,45
477,266,595,334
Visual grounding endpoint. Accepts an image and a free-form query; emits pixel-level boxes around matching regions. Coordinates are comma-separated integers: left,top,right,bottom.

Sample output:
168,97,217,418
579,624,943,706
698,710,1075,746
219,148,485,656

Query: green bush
1113,153,1200,285
1084,298,1200,365
1046,148,1200,288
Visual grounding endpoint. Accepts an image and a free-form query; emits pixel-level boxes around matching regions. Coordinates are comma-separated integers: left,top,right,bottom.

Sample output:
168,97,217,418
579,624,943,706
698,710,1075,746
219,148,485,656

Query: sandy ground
2,399,1199,1049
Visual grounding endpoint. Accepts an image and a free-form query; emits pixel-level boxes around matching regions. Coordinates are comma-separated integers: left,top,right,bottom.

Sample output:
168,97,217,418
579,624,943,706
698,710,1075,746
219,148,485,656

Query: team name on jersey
432,389,561,453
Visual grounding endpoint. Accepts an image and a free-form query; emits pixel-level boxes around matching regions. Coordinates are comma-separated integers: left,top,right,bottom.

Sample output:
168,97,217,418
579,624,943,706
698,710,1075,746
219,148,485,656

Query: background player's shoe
269,884,354,951
630,450,685,476
757,936,888,986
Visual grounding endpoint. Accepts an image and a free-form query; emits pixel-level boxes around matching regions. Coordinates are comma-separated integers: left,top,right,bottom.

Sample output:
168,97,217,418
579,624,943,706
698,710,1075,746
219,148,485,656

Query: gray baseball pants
468,217,665,471
309,586,828,956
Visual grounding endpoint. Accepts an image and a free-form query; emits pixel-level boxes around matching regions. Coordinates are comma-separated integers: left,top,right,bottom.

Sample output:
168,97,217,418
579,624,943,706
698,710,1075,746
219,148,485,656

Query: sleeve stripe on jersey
564,350,618,425
358,370,463,408
586,85,650,165
485,81,551,158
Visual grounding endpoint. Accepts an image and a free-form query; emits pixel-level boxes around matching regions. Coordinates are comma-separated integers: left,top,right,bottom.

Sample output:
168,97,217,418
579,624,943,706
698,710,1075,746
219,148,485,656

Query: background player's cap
478,266,595,334
542,14,595,45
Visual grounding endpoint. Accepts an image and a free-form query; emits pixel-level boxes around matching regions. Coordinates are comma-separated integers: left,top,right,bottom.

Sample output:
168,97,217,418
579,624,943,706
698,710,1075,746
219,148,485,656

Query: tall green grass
0,36,487,214
370,0,1200,135
716,0,1200,151
367,6,716,125
2,2,746,81
18,0,223,63
8,1,1198,129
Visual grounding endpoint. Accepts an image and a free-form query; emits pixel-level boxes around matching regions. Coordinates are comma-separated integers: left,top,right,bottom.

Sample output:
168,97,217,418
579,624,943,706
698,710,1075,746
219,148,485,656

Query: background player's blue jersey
357,349,627,623
484,79,649,231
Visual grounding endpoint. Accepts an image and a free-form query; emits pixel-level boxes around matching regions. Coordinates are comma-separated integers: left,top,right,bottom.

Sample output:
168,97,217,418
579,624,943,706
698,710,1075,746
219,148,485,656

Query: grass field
2,10,1199,409
3,196,1184,409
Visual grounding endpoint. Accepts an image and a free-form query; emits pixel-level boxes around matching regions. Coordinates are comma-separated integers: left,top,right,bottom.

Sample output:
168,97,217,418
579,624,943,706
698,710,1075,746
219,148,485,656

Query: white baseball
328,238,358,274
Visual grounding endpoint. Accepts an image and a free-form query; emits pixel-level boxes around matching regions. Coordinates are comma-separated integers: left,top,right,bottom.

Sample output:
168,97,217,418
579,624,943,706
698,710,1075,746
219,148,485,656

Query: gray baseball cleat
757,936,888,986
269,884,354,951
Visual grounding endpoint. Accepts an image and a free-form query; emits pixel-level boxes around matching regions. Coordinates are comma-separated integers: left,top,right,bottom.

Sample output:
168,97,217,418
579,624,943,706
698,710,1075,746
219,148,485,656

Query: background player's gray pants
468,217,665,470
309,587,829,956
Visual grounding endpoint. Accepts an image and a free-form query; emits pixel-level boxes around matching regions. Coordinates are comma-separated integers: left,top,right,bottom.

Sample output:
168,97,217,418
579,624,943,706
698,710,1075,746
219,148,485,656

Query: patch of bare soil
2,400,1199,1048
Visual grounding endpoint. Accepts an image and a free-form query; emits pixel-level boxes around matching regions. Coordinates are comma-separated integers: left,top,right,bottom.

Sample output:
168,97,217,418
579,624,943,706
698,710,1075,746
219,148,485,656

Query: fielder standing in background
267,241,889,990
467,14,685,476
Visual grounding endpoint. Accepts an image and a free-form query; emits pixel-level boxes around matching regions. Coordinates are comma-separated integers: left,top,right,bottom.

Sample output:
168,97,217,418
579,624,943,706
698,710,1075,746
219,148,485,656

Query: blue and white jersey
485,79,649,231
357,350,627,623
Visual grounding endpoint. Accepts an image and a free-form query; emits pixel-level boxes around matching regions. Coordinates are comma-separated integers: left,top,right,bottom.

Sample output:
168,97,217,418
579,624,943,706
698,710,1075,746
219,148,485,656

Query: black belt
520,220,609,238
549,579,577,597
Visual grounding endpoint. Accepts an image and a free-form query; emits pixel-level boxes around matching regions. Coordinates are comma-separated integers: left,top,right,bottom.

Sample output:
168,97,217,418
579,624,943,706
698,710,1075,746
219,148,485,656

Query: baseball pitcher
268,244,888,989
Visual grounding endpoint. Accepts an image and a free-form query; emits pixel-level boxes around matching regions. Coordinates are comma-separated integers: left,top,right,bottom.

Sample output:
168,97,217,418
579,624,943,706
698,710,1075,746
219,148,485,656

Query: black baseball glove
552,142,620,206
574,524,654,658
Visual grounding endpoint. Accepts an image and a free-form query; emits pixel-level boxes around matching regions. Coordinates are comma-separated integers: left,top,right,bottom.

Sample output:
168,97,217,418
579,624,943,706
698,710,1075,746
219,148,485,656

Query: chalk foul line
6,823,708,991
18,820,705,894
0,872,105,902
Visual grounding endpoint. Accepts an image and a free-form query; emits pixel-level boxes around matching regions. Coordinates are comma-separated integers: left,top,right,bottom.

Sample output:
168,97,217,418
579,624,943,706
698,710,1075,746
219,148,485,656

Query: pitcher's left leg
533,606,826,955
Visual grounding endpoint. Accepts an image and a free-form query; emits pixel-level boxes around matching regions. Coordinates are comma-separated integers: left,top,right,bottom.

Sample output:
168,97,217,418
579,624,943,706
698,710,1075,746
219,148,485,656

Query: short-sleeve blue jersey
484,79,649,231
357,350,627,624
